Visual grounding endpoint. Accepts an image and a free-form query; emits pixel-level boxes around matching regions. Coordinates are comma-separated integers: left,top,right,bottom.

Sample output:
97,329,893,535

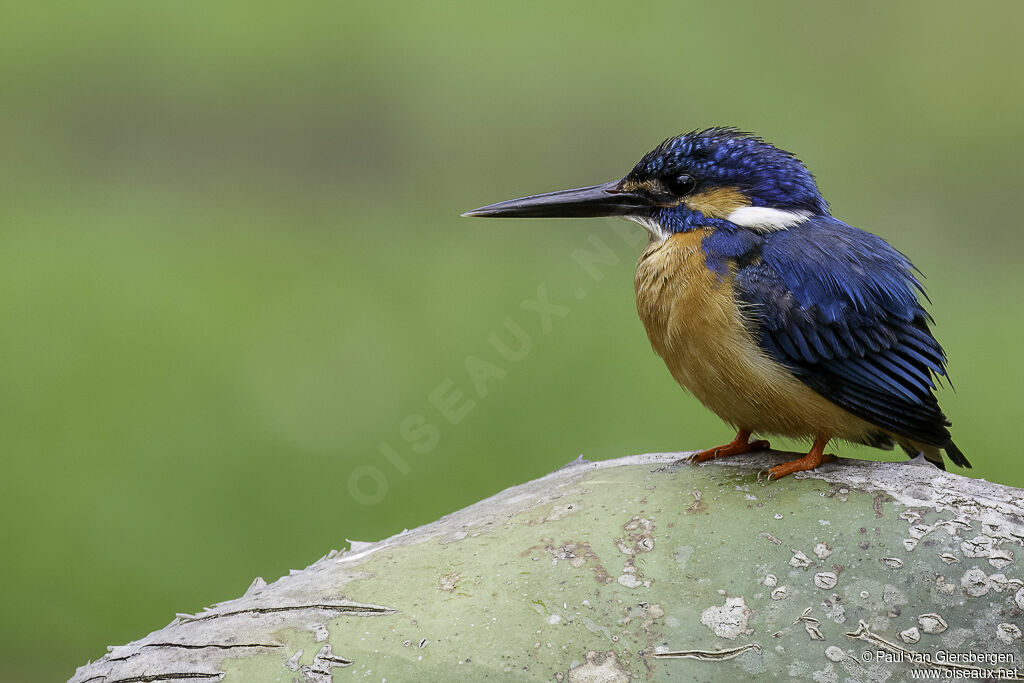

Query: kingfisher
463,128,968,479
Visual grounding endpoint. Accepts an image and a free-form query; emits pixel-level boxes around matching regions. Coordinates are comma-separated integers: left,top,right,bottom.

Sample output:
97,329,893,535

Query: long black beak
462,180,651,219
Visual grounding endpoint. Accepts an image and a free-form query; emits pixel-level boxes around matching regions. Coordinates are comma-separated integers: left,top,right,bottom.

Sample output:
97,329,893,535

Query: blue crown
627,128,829,215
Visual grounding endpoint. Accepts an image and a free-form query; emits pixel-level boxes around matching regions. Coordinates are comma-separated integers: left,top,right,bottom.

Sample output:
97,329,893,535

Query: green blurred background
2,2,1022,680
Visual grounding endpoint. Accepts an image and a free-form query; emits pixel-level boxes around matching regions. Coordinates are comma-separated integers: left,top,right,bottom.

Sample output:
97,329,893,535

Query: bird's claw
686,434,771,465
685,448,718,464
760,451,835,481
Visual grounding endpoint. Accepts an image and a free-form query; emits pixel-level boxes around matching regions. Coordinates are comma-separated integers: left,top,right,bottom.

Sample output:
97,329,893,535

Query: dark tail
899,440,970,470
944,441,971,469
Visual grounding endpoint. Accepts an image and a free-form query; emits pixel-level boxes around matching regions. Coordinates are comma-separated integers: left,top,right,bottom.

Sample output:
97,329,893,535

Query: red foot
686,430,770,464
760,435,833,480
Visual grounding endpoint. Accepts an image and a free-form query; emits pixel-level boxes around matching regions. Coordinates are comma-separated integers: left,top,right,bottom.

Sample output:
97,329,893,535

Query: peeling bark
71,452,1024,682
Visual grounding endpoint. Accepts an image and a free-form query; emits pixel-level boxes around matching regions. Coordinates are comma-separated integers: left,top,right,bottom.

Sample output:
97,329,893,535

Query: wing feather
731,217,958,450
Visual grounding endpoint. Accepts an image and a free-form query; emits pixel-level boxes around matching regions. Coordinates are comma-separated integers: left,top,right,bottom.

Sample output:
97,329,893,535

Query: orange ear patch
683,186,749,218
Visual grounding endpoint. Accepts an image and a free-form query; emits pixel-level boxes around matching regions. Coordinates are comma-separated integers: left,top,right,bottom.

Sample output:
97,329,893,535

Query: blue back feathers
722,218,955,450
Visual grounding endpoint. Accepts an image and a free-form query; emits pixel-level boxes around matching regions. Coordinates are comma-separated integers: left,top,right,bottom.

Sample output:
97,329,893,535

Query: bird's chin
625,215,671,242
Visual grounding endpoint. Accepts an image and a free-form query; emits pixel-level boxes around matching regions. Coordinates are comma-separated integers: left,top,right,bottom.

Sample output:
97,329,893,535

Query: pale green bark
71,453,1024,682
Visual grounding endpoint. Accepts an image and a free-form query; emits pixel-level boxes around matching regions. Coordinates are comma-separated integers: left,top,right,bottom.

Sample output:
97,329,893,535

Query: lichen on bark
71,452,1024,682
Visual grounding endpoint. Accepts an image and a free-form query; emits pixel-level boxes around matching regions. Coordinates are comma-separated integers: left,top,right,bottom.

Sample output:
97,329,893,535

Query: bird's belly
634,230,874,440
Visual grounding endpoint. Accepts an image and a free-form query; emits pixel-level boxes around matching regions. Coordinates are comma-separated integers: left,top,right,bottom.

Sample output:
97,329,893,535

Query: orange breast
634,230,876,441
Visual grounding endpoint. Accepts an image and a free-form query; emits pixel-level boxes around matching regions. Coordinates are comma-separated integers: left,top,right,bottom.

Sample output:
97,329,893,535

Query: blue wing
725,217,965,463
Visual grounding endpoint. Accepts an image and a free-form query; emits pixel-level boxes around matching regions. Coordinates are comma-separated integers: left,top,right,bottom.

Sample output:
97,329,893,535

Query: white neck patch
726,206,812,232
625,206,811,241
625,215,670,241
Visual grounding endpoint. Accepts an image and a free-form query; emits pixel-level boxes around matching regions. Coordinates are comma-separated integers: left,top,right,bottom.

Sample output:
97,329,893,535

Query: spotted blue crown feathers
628,127,830,217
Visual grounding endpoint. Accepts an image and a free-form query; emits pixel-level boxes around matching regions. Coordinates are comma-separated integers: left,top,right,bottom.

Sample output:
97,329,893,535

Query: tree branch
71,452,1024,682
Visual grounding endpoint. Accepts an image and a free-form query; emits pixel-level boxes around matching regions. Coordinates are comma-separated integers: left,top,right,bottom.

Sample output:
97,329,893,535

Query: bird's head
464,128,829,239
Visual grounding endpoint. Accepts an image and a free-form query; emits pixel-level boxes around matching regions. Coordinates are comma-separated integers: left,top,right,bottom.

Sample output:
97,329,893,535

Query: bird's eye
665,174,696,196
